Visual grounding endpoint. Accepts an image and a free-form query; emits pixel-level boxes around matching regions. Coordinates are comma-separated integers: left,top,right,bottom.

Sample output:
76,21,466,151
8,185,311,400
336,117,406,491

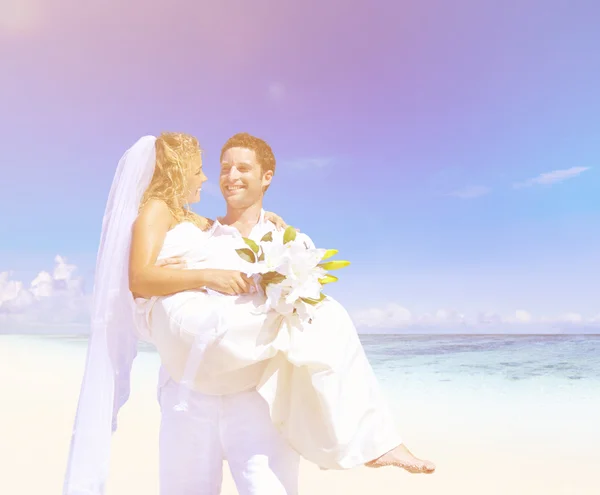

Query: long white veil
63,136,157,495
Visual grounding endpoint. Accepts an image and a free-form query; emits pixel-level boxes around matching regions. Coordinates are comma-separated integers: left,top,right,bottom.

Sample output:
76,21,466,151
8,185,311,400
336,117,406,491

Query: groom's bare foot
365,443,435,474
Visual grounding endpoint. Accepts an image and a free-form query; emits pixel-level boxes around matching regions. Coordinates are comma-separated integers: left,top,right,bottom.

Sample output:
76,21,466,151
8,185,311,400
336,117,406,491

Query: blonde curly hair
140,132,211,230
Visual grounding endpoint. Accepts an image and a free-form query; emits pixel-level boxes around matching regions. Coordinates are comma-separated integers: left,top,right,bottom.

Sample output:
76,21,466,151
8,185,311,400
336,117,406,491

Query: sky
1,0,599,333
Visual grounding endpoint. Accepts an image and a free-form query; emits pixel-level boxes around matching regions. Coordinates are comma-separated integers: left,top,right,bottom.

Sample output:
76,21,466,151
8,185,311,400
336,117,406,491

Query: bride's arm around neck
128,198,215,298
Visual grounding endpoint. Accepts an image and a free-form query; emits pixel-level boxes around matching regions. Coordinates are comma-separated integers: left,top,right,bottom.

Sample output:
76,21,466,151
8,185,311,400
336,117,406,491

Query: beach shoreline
1,335,598,495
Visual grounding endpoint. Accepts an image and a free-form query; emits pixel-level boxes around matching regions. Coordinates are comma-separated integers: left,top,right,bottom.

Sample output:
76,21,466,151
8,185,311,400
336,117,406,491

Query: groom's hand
264,211,301,232
155,257,187,270
155,260,252,295
204,269,254,295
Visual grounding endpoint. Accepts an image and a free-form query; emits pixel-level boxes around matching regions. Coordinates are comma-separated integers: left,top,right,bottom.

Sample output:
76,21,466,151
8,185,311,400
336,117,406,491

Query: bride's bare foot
365,443,435,474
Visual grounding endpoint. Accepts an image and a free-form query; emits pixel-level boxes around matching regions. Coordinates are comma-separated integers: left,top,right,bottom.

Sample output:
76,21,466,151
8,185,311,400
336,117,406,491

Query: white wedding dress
135,221,402,470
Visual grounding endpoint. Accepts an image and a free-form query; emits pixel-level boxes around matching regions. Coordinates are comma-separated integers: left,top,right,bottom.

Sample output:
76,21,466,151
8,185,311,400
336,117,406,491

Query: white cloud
3,257,598,336
352,304,469,331
351,303,600,334
514,309,532,323
431,309,466,324
513,166,591,189
283,157,335,169
352,303,412,328
0,255,89,333
557,312,583,324
267,82,286,102
476,311,503,325
449,185,491,199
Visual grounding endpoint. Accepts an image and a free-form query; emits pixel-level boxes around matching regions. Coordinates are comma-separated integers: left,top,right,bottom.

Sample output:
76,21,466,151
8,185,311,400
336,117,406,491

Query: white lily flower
239,231,345,325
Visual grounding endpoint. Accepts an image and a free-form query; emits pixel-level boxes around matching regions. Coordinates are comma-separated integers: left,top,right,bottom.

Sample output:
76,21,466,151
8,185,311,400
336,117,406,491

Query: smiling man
217,133,277,236
156,132,434,495
157,133,305,495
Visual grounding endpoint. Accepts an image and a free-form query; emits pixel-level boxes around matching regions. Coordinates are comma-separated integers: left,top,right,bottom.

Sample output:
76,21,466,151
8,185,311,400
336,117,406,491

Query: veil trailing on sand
63,136,157,495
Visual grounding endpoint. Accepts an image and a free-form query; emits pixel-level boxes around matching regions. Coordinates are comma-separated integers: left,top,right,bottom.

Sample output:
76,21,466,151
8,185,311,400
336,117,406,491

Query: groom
157,132,433,494
157,132,307,495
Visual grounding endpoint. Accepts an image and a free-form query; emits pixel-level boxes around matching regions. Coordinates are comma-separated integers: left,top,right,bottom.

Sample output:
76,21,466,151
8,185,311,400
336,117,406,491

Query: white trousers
158,379,300,495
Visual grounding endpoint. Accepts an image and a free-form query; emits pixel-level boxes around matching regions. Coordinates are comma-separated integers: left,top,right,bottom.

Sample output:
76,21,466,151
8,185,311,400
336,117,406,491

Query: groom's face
220,146,273,207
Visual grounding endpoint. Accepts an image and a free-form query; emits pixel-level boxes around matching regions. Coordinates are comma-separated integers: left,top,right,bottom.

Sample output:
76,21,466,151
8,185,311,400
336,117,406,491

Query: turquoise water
39,333,600,384
360,334,600,383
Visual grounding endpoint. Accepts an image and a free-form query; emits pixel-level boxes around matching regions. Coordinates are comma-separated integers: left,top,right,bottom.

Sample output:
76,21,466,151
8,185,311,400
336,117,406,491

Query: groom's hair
220,132,276,192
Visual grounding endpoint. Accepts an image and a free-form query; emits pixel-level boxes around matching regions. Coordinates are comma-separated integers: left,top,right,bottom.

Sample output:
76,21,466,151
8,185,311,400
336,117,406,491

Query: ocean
361,334,600,382
34,332,600,383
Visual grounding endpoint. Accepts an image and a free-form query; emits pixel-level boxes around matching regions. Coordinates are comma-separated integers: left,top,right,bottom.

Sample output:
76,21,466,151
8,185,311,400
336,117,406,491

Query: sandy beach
1,335,598,495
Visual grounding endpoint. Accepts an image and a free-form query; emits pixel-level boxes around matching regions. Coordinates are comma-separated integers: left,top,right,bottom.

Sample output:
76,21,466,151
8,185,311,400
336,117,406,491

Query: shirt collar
211,209,269,237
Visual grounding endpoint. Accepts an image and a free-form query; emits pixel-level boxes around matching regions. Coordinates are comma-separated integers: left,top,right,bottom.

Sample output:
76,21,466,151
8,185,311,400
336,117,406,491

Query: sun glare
0,0,41,33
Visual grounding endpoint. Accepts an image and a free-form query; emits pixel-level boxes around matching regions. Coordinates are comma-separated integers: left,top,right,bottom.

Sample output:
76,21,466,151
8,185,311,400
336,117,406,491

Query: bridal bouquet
235,227,350,322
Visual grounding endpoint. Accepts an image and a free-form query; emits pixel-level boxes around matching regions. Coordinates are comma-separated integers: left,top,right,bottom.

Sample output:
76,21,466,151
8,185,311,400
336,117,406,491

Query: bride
64,132,434,495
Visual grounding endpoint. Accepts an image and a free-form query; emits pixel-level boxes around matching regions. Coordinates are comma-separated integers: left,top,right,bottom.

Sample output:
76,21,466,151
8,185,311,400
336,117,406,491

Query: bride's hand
156,257,187,270
264,211,301,232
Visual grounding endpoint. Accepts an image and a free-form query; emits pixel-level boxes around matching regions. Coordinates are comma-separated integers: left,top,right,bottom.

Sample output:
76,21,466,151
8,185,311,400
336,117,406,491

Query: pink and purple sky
1,0,599,333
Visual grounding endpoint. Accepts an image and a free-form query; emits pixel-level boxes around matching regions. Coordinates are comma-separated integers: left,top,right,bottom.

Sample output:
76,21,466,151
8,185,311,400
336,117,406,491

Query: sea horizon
4,333,598,384
2,329,599,336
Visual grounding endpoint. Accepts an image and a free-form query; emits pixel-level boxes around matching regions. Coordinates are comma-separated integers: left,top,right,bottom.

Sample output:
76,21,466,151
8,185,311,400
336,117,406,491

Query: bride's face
185,155,207,204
